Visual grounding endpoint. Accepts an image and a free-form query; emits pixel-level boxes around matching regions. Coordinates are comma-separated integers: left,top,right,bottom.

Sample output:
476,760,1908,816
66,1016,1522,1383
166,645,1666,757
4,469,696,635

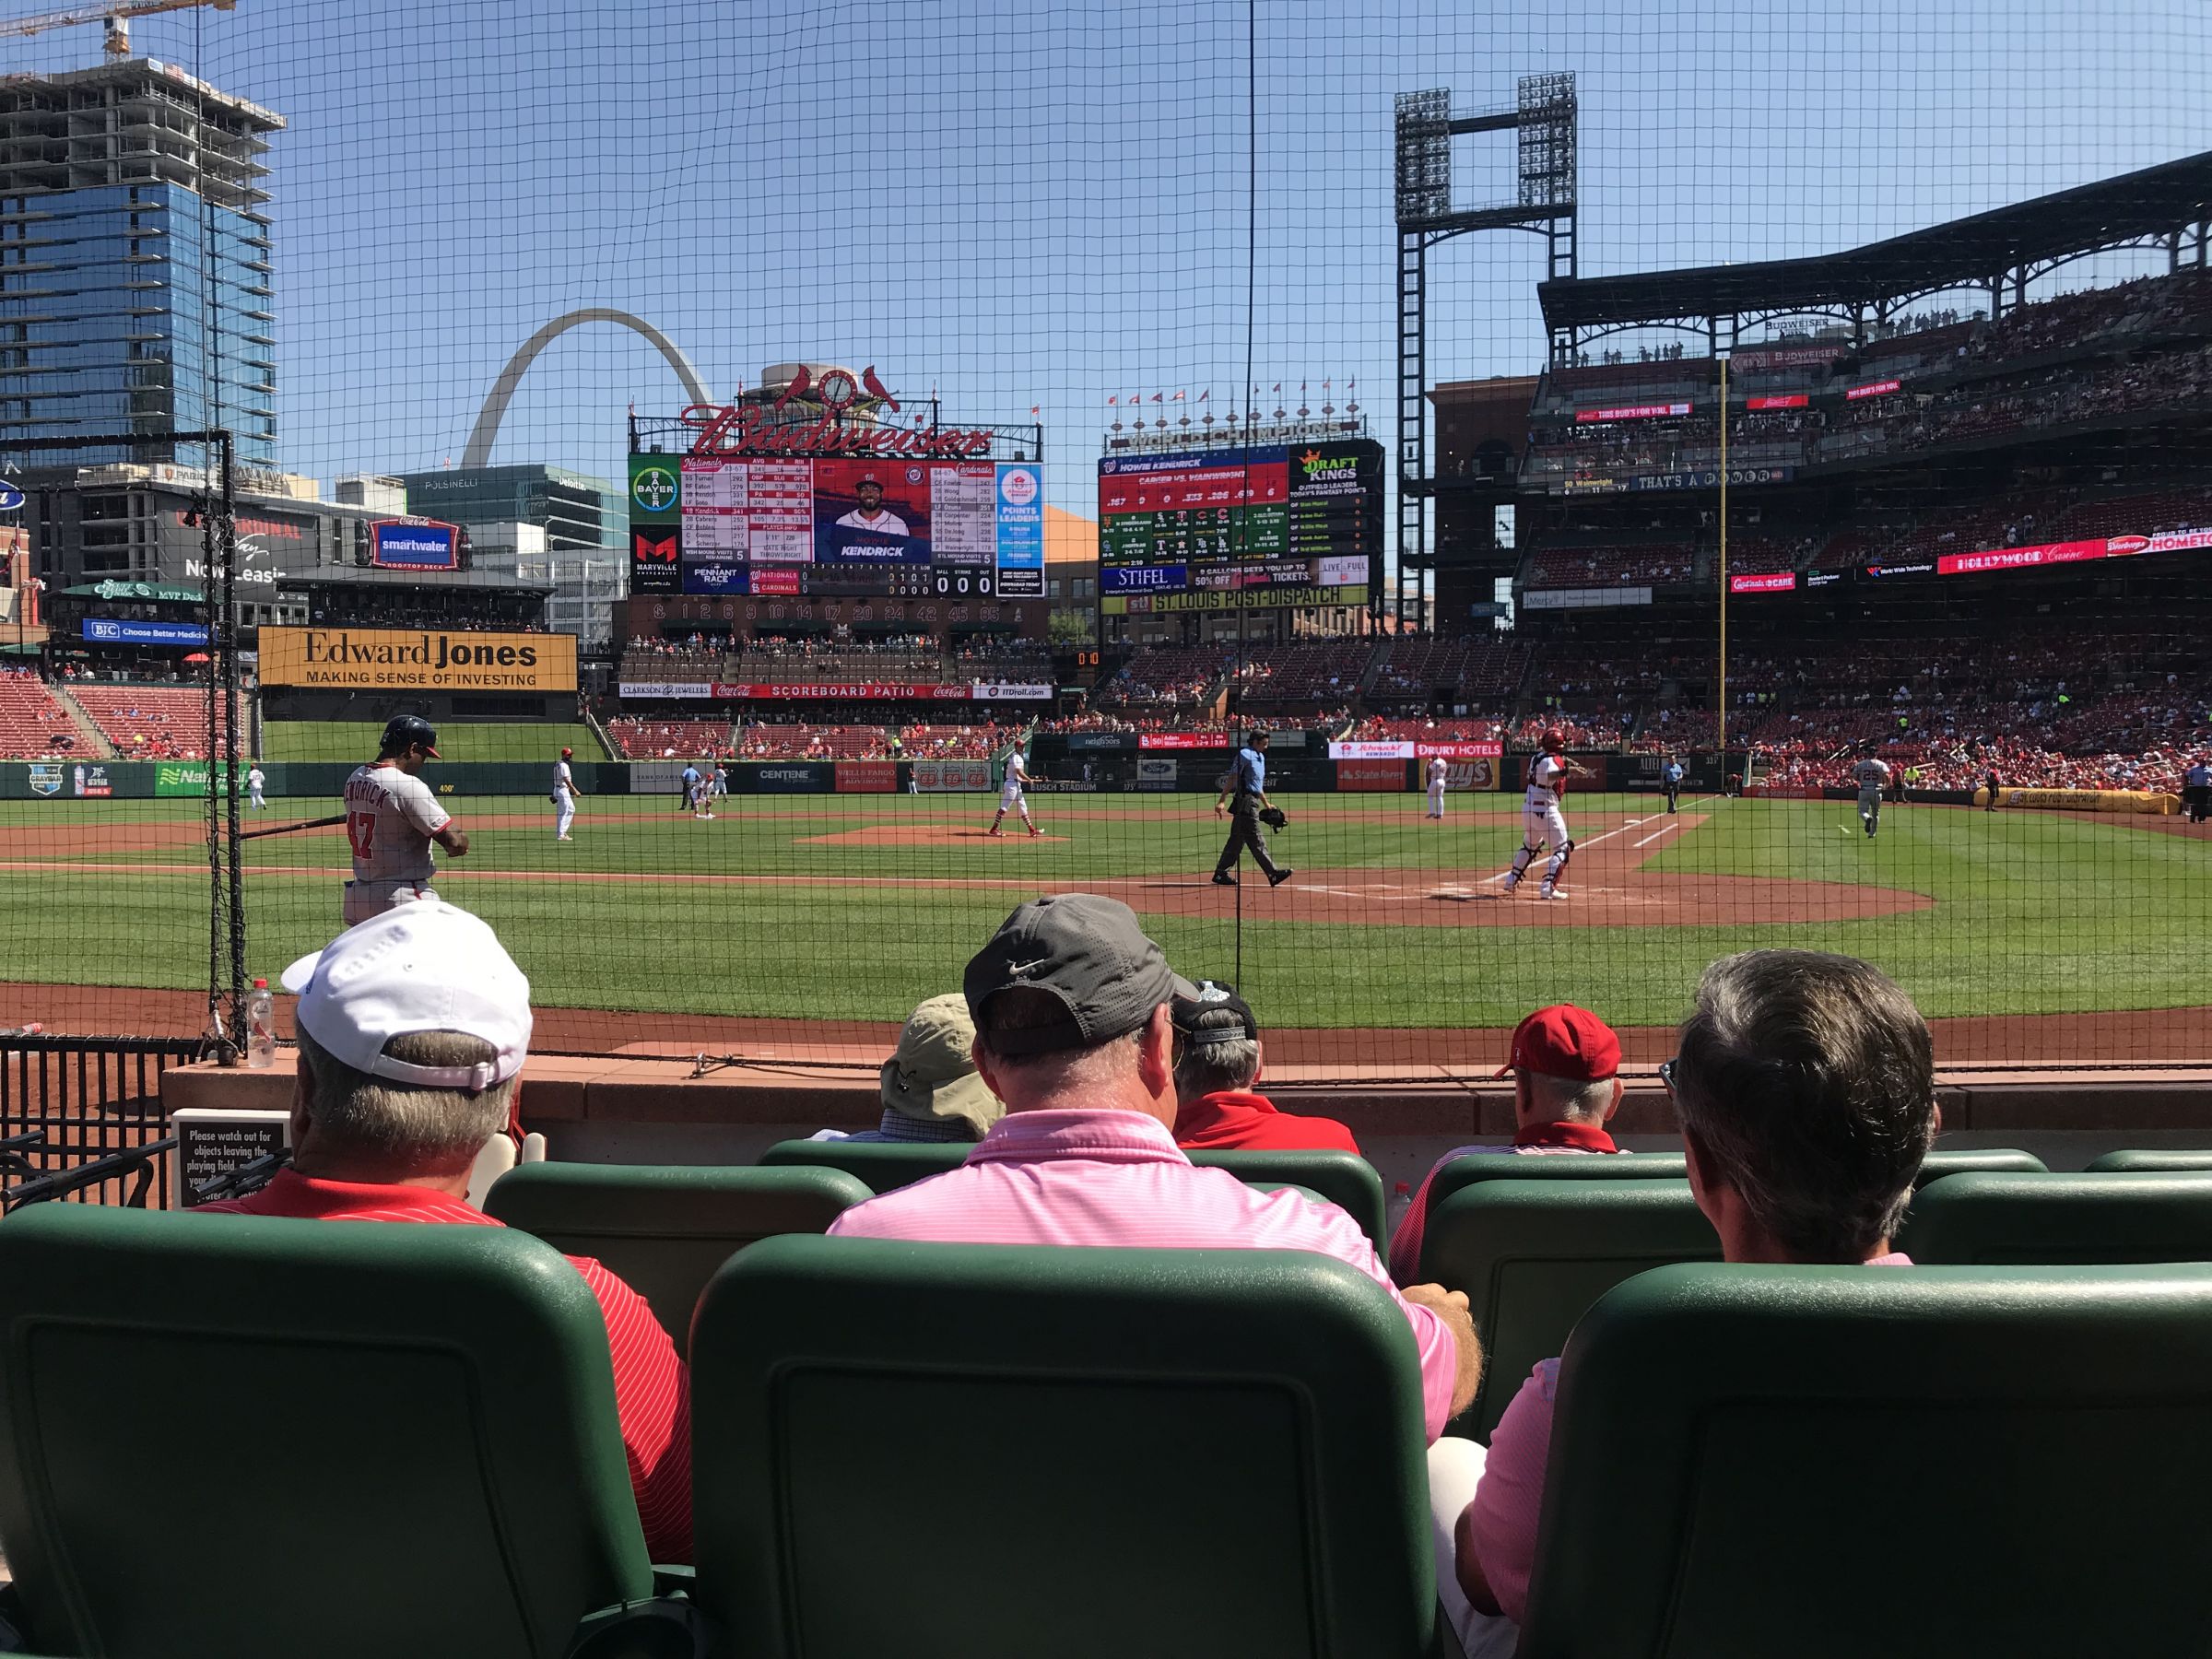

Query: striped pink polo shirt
827,1107,1462,1442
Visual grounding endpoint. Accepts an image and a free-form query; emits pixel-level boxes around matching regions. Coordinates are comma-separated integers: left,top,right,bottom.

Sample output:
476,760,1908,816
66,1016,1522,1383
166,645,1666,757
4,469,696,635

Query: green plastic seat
1913,1147,2048,1185
2086,1148,2212,1173
1420,1179,1719,1441
1900,1171,2212,1265
1188,1147,1389,1253
1421,1151,1688,1218
758,1137,969,1194
0,1205,656,1659
484,1162,873,1341
760,1138,1391,1250
1517,1262,2212,1658
690,1237,1448,1659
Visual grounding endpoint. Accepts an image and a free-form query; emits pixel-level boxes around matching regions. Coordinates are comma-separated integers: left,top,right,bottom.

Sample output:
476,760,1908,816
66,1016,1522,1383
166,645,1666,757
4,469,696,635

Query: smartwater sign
371,519,461,571
84,617,209,648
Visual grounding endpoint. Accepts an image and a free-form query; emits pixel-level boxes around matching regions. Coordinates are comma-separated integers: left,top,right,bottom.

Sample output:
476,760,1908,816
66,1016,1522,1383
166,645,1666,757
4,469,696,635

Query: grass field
3,789,2207,1053
259,722,606,763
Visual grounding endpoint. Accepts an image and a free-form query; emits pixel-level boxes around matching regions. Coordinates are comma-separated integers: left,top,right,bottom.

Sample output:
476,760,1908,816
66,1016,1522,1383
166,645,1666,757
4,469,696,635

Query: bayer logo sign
632,467,677,512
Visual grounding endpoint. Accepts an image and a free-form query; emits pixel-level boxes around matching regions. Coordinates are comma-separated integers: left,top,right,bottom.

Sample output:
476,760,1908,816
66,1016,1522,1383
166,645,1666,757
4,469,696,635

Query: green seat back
0,1206,653,1659
691,1237,1440,1659
1188,1147,1389,1253
2087,1148,2212,1173
1901,1171,2212,1265
484,1162,873,1341
1518,1262,2212,1659
1422,1179,1719,1441
759,1137,969,1194
1423,1151,1687,1216
1913,1147,2048,1185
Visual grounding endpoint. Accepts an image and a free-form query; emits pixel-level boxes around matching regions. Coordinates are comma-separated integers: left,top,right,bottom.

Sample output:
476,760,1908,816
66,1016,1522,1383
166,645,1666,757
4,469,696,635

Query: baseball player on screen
340,715,468,925
834,472,912,537
986,745,1041,838
551,746,581,841
1502,730,1588,900
1854,754,1893,838
1425,754,1449,820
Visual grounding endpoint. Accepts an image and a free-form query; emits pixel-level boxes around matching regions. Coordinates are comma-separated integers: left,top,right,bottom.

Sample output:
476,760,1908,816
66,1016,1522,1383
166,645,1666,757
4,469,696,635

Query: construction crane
0,0,234,59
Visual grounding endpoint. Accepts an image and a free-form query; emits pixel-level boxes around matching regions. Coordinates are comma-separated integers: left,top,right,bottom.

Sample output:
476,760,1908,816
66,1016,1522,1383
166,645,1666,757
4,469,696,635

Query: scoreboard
627,453,1043,599
1095,440,1381,613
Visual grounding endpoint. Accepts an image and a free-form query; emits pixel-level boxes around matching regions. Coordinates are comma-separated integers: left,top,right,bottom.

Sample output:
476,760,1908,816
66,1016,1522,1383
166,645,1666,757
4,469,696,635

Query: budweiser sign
680,364,995,459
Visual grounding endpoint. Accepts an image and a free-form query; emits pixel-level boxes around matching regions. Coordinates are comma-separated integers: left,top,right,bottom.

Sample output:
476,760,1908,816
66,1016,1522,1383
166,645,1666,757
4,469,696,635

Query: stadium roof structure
1539,150,2212,345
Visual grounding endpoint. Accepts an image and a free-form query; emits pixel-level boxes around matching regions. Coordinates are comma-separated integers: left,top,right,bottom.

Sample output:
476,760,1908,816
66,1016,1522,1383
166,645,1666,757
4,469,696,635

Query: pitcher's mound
798,825,1067,846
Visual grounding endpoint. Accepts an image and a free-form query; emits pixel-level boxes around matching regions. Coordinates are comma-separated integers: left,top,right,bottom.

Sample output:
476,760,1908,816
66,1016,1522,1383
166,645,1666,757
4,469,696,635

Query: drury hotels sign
259,627,577,691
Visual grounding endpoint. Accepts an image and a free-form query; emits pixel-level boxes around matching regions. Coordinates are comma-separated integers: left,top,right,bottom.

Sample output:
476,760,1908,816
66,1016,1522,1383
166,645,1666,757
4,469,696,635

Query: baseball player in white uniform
1425,755,1450,820
986,747,1041,838
340,715,468,926
552,746,581,840
1854,756,1893,838
1502,730,1587,900
246,765,265,811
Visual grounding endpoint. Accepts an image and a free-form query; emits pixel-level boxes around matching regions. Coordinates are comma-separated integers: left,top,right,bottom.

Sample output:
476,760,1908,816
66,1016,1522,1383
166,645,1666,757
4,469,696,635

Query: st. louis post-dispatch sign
258,628,578,691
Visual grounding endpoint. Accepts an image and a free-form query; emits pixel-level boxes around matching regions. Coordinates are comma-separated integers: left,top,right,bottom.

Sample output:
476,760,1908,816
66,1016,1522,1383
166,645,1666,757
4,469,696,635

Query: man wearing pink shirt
1433,949,1937,1656
829,892,1482,1442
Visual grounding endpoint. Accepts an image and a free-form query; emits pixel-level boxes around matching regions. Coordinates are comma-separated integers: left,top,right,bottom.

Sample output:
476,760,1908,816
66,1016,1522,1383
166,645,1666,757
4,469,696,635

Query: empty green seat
1421,1151,1687,1217
759,1137,968,1194
1516,1262,2212,1658
0,1205,656,1659
1900,1171,2212,1265
2087,1148,2212,1173
1421,1179,1719,1441
484,1161,872,1341
1913,1147,2047,1185
1188,1147,1389,1253
690,1237,1445,1659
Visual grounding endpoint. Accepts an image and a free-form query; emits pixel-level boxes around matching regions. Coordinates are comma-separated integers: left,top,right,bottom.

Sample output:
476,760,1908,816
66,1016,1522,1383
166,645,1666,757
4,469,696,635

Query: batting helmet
560,747,573,759
1542,728,1565,751
379,714,440,759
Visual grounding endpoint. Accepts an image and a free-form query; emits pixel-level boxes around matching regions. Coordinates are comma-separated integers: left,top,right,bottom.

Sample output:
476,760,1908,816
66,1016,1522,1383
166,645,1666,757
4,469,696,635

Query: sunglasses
1658,1057,1679,1092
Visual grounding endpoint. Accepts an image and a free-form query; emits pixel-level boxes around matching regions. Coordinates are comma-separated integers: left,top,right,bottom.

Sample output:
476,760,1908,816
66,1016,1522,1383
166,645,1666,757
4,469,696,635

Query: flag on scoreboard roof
1172,390,1184,401
1198,389,1209,402
1107,394,1116,405
1151,392,1163,402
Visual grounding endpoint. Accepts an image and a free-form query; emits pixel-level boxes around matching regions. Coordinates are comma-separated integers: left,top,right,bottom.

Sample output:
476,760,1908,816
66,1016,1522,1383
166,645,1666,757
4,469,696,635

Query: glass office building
0,60,283,469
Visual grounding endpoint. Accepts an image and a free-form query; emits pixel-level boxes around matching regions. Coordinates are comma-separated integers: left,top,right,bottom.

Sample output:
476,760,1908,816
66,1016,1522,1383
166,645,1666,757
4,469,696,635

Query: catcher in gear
1503,729,1589,900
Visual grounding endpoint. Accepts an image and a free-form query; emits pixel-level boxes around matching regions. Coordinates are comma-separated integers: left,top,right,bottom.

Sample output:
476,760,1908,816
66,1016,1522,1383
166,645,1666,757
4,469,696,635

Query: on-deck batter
1502,730,1586,900
341,715,468,926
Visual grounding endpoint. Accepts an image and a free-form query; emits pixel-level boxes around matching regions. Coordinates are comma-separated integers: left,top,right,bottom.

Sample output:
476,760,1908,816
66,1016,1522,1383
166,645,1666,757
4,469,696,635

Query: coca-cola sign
680,365,996,460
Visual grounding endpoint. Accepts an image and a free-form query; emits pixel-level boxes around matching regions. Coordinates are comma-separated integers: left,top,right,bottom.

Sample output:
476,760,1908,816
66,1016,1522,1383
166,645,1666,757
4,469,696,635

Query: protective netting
2,0,2210,1074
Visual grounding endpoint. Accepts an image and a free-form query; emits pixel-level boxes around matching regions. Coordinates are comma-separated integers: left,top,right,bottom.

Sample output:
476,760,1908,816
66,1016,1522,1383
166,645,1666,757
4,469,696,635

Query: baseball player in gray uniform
340,715,468,925
1853,756,1893,839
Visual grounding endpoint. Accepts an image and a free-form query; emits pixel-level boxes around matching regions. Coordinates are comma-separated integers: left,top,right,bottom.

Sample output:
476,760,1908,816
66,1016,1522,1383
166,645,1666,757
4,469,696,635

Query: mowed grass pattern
2,790,2206,1036
260,722,607,763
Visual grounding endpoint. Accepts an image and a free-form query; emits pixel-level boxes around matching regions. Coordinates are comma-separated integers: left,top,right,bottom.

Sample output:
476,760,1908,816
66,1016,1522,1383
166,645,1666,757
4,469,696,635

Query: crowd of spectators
1091,646,1230,710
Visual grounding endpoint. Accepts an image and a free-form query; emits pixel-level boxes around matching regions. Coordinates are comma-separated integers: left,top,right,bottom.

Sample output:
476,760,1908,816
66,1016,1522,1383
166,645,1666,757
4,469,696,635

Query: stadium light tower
1394,75,1576,632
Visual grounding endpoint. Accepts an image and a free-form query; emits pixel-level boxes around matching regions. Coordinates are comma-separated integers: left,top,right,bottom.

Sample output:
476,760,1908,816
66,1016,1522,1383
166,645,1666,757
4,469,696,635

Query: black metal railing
0,1036,210,1212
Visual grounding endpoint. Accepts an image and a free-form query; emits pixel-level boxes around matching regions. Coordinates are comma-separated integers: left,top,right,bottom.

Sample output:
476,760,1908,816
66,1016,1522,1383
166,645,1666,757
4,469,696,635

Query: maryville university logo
682,366,995,461
632,530,677,564
633,467,678,512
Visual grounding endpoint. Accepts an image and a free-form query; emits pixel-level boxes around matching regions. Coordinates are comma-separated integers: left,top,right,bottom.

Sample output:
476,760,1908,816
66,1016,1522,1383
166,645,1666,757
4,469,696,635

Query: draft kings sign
258,627,578,691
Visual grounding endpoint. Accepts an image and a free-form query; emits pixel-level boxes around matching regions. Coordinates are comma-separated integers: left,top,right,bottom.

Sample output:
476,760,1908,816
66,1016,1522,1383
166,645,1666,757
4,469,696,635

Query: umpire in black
1212,730,1293,888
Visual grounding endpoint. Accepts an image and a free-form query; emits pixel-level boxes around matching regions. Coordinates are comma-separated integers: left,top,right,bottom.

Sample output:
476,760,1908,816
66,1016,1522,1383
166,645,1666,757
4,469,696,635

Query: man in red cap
1385,1004,1625,1283
551,746,581,841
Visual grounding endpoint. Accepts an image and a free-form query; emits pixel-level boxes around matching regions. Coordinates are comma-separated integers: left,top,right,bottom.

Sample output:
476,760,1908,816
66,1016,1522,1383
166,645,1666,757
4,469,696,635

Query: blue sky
14,0,2208,513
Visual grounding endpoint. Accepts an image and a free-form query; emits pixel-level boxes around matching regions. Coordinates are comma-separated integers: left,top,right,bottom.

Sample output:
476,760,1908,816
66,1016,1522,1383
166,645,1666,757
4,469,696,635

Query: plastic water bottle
245,979,277,1069
1388,1180,1414,1239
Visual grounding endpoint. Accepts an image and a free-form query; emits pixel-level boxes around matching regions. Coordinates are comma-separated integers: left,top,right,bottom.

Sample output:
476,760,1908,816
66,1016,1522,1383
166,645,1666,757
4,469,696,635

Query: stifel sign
680,364,997,460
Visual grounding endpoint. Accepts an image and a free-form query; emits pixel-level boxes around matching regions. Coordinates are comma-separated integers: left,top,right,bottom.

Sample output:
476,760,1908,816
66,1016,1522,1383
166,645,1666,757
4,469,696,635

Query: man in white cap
194,901,692,1563
815,994,1004,1144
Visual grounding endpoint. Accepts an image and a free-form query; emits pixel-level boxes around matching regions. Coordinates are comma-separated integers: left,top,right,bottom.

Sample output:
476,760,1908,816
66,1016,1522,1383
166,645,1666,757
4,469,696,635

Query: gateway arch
462,309,712,468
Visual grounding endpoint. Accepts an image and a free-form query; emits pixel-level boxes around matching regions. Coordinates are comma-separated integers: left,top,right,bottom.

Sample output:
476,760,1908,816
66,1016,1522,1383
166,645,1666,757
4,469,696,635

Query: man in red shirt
195,901,691,1563
1387,1005,1625,1283
1168,976,1359,1153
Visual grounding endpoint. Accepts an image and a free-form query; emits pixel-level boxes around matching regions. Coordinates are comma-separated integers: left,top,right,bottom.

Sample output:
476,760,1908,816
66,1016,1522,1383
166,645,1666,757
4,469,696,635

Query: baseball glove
1257,806,1288,830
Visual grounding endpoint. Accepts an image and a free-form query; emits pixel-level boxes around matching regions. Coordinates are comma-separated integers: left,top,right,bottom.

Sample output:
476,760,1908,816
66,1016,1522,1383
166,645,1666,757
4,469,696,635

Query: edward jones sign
259,628,578,691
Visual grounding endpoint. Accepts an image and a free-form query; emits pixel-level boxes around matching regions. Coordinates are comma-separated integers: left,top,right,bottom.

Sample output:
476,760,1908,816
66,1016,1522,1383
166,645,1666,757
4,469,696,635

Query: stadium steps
581,707,618,759
1354,642,1390,699
45,686,116,759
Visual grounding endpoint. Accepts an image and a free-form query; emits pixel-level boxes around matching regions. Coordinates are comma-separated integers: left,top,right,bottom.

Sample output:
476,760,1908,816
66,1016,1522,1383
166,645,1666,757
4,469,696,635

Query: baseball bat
237,813,346,841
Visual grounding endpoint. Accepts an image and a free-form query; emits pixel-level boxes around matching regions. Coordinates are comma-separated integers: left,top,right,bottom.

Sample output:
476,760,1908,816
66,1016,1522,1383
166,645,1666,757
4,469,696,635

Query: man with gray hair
194,902,692,1563
1436,949,1936,1656
1168,977,1358,1153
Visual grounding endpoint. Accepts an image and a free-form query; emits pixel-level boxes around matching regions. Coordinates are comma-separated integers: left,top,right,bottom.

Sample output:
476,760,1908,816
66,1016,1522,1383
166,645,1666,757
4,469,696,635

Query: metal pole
1717,353,1729,760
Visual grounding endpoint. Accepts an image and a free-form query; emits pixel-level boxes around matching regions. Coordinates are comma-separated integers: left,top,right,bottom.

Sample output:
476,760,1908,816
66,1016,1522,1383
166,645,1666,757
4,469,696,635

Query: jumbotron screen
1095,439,1380,613
627,453,1043,600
